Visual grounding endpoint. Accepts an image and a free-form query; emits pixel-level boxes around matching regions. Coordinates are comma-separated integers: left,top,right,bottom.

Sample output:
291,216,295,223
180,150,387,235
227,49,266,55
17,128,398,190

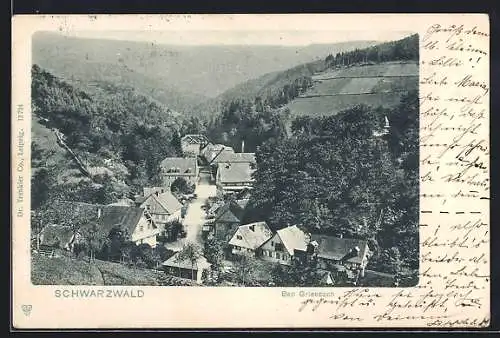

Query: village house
38,202,160,251
135,187,183,234
201,144,234,165
160,157,199,187
84,204,160,248
259,225,310,265
216,162,256,195
180,134,210,157
228,222,273,257
162,252,211,284
210,200,247,241
38,224,76,254
299,234,371,278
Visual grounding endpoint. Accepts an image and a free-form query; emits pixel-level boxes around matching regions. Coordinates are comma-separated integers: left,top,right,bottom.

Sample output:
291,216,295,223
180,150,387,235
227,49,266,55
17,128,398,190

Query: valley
30,33,419,287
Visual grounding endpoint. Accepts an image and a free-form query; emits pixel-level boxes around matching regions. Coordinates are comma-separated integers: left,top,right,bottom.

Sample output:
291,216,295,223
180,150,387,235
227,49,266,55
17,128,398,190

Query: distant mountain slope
204,34,419,152
204,34,418,119
198,61,324,115
33,32,378,112
201,34,418,117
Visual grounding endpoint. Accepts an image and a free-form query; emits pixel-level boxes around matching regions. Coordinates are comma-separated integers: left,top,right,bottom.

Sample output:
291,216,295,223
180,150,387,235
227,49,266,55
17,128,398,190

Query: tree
369,247,403,275
178,242,203,281
170,177,195,196
170,131,182,157
79,222,100,263
203,237,225,276
234,255,258,286
31,165,56,210
271,257,323,286
161,219,183,242
151,246,164,269
247,96,418,277
106,227,131,262
33,200,97,252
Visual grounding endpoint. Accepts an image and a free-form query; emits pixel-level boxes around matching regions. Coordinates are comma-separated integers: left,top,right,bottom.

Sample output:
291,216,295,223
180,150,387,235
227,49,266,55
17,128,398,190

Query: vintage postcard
11,14,489,329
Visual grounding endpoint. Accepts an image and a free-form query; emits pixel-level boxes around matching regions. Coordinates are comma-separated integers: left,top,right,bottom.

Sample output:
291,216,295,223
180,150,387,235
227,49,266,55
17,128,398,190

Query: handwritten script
293,20,489,327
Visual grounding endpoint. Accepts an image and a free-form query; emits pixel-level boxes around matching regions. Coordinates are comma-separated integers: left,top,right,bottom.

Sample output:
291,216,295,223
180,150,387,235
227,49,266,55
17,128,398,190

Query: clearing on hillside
287,61,418,118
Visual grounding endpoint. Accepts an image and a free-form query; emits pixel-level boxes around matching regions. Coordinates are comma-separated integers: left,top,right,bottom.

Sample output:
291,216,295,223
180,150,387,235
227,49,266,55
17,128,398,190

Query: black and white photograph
30,29,419,288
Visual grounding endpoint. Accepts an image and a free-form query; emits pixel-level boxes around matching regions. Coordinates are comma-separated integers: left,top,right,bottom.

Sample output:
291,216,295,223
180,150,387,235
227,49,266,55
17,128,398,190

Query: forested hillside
205,34,418,153
31,65,203,210
33,32,378,113
247,92,419,277
205,34,419,278
198,61,322,115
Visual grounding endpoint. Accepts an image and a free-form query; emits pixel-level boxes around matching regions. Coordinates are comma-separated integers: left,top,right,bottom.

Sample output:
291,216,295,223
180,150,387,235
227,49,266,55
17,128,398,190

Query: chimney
249,224,255,232
241,139,245,153
155,191,159,196
97,207,102,219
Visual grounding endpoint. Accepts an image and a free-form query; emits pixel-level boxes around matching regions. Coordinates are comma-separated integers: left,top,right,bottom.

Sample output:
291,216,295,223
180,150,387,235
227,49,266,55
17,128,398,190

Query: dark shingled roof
39,224,74,248
57,201,153,238
93,205,148,237
310,234,369,265
214,200,245,224
136,188,182,215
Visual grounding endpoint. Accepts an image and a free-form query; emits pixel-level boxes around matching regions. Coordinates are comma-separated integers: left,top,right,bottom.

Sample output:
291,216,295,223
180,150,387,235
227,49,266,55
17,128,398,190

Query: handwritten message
291,21,490,327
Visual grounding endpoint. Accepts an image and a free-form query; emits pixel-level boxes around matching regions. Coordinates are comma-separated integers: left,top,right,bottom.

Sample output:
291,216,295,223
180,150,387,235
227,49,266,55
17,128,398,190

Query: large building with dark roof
216,162,256,193
40,201,161,250
159,157,199,187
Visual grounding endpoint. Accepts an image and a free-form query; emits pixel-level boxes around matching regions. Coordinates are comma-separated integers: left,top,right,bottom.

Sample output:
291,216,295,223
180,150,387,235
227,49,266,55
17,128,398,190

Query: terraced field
287,61,418,118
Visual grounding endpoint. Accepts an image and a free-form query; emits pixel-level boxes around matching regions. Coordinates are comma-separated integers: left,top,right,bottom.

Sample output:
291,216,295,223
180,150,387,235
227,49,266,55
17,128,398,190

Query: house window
139,225,144,232
236,235,242,240
275,243,284,252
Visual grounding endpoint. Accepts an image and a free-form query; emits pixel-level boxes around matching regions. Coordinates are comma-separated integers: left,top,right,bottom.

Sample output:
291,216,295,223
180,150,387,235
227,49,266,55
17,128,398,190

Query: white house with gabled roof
228,221,273,257
259,225,310,265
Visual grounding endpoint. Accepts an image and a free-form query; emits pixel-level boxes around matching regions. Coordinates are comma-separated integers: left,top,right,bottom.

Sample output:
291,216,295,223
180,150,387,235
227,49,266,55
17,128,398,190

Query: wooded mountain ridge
33,32,378,113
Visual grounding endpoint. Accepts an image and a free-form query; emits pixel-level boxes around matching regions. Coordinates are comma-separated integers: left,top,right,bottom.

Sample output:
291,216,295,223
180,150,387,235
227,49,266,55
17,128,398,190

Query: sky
62,30,415,46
